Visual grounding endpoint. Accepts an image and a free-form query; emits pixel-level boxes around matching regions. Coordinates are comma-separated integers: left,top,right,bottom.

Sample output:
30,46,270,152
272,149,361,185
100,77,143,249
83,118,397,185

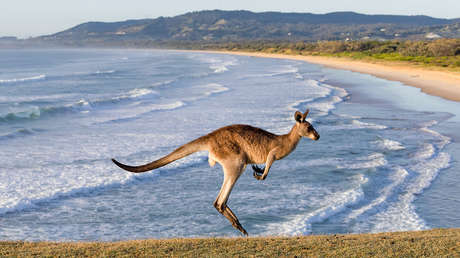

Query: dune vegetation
193,39,460,70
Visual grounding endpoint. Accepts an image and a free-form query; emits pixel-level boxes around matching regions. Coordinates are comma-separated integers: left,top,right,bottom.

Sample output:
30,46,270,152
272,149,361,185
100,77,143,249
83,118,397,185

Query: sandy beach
207,51,460,102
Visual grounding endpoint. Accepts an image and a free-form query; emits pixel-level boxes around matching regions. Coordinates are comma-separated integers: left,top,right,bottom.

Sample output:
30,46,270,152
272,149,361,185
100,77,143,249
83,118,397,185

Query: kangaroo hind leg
213,162,248,236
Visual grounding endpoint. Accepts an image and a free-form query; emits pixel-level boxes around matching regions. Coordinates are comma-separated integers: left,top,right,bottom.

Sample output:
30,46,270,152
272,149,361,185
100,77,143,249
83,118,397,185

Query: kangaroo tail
112,137,207,173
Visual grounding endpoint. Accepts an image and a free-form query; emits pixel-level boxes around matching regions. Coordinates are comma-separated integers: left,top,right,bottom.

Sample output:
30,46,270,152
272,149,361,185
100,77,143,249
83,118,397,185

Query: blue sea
0,49,459,241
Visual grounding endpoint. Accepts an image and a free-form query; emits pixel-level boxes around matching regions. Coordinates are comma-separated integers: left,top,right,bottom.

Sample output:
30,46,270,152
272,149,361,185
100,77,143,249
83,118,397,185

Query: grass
1,228,459,257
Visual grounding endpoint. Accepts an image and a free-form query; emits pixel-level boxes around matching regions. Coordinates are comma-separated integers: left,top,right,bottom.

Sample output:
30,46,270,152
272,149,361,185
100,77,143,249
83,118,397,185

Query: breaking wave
0,75,46,84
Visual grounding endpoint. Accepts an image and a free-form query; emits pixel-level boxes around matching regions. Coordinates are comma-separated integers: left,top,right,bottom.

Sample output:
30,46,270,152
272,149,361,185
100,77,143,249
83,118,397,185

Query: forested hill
26,10,460,46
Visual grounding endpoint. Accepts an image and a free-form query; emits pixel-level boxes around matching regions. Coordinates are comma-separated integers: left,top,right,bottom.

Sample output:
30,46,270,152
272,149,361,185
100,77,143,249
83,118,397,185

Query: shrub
398,41,429,56
427,39,460,57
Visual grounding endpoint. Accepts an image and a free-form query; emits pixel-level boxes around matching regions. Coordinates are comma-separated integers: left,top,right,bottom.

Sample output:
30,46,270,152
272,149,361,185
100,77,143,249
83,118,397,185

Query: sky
1,0,459,38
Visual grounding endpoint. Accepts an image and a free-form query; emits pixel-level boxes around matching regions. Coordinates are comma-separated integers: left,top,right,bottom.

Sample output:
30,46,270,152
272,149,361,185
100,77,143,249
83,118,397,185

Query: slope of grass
1,229,459,257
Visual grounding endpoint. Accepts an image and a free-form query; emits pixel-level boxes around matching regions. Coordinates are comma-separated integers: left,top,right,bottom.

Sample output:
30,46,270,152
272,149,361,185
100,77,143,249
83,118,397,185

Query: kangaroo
112,109,319,236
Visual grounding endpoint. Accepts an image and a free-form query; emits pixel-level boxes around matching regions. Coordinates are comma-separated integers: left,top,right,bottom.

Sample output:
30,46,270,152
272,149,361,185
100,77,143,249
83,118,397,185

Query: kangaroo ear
294,111,303,123
302,109,310,121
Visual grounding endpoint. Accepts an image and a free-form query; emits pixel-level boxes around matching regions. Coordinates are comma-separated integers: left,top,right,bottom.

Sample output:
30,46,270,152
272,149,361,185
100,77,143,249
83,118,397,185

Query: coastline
199,50,460,102
1,49,458,251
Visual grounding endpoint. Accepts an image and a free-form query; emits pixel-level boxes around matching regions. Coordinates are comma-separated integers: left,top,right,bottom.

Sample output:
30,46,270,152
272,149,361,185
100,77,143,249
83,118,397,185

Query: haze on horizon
1,0,459,38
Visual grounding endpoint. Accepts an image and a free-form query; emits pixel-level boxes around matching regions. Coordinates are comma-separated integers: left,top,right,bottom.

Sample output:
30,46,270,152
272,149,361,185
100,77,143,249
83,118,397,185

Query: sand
204,51,460,102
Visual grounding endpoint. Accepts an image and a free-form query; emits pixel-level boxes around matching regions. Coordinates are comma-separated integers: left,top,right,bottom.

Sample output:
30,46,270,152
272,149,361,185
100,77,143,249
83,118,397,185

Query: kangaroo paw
252,165,265,180
252,165,264,174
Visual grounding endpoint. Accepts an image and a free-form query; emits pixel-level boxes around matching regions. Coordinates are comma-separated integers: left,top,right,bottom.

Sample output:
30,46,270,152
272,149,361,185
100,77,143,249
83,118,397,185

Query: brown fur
112,109,319,236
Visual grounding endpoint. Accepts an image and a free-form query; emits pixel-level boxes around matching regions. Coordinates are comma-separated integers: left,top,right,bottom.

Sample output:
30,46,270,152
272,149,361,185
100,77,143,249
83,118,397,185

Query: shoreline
198,50,460,102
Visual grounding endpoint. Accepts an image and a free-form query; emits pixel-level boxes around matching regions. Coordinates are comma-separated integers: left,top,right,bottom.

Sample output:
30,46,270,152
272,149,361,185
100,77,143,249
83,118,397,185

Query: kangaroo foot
236,224,248,236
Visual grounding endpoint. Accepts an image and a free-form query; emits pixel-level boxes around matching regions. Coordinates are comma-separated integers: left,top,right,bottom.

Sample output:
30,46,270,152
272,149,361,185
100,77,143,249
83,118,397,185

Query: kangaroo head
294,109,320,141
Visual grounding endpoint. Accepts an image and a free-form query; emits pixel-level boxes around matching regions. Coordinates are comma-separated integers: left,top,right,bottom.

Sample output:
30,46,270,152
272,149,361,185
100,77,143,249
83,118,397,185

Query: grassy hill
1,229,459,257
29,10,460,48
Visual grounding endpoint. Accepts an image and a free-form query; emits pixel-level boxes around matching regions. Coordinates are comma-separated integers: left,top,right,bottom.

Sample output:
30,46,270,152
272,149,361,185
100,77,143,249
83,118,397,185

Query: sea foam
0,152,208,216
265,177,366,235
0,74,46,84
347,166,408,221
373,138,405,150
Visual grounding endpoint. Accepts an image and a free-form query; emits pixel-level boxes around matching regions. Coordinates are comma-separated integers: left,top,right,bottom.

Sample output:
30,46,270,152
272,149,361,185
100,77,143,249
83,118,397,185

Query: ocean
0,49,459,241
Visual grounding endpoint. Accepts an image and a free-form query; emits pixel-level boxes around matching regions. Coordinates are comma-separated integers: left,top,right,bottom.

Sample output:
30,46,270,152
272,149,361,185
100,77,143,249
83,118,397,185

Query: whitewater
0,49,459,241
